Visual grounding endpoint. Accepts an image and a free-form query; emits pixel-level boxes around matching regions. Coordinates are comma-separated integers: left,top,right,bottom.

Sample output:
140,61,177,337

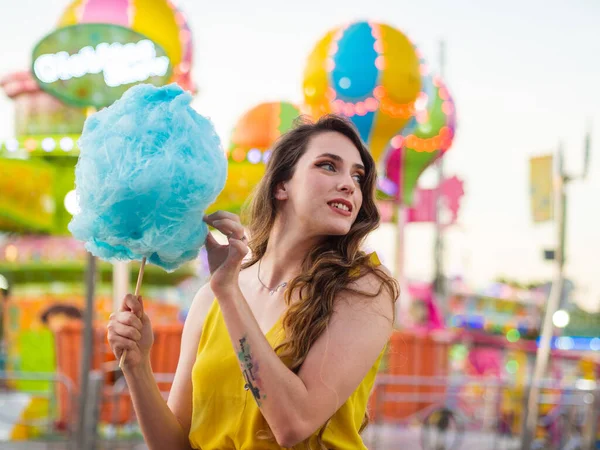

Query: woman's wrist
211,279,241,302
123,356,152,380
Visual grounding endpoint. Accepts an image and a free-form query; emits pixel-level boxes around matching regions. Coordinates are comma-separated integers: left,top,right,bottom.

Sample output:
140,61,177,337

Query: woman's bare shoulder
350,258,396,296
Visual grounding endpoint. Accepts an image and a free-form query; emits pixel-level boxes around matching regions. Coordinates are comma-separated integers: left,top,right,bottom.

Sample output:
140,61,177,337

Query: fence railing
1,370,598,450
0,370,77,447
365,374,600,450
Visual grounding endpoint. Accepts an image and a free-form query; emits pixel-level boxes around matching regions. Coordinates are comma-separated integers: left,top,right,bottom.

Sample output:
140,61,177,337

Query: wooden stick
119,257,146,369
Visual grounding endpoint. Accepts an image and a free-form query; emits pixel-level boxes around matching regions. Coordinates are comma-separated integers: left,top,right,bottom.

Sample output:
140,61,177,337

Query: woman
107,115,399,449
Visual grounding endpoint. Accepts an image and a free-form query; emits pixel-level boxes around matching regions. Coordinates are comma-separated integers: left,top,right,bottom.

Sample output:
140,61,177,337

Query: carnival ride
1,3,596,447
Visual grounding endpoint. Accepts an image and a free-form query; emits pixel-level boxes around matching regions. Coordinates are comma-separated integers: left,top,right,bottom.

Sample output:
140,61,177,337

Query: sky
0,0,599,311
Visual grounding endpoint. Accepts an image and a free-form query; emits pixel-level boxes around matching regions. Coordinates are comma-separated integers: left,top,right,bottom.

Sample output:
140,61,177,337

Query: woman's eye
352,174,363,184
318,162,335,171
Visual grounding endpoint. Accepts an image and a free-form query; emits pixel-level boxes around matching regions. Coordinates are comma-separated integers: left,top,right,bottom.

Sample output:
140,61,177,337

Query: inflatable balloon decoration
381,74,457,205
303,20,422,165
69,83,227,366
57,0,183,67
208,101,301,214
167,1,197,94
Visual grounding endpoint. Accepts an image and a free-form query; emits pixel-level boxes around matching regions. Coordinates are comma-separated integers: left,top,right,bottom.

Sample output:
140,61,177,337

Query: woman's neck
257,216,321,289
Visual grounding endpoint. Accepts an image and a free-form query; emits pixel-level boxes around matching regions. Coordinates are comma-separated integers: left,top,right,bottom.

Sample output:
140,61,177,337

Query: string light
262,150,272,163
247,148,262,164
5,138,19,152
355,102,367,116
506,360,519,374
506,329,521,343
60,137,74,151
391,136,404,148
25,138,37,151
41,137,56,152
231,148,246,163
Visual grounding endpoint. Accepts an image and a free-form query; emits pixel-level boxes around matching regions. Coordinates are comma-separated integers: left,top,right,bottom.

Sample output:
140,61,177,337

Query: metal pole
77,251,96,448
521,144,567,449
82,370,103,450
77,105,98,449
521,127,592,449
433,40,446,303
586,385,600,450
395,202,407,322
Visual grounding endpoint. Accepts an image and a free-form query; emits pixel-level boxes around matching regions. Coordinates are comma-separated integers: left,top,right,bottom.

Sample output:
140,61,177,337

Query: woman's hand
203,211,248,297
107,294,154,370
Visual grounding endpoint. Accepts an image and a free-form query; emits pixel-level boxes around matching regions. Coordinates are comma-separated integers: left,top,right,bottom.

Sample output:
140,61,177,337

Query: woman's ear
274,182,288,200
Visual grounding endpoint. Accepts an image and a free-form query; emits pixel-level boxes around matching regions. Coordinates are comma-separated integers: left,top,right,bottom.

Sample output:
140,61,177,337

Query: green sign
31,24,172,108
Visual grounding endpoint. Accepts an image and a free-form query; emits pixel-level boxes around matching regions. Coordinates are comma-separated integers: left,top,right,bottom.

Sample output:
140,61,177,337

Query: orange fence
53,321,183,426
54,327,451,426
370,329,452,421
2,294,180,387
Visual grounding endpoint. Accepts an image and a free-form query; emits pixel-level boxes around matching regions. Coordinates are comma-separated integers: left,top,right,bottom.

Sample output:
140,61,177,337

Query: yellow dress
189,255,384,449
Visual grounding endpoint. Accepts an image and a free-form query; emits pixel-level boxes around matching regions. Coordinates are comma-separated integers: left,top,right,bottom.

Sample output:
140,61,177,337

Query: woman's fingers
205,231,221,250
222,237,249,270
204,211,247,242
107,335,137,358
107,312,141,360
228,237,249,260
204,211,241,224
108,321,142,341
209,219,246,240
107,312,142,350
112,311,143,330
119,294,143,318
210,237,249,286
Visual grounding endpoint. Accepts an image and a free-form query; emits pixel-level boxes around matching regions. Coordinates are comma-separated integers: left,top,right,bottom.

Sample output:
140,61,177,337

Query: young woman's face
278,131,366,236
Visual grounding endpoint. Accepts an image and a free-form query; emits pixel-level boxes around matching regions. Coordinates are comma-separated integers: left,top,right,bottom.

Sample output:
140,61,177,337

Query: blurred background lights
63,190,80,215
552,309,570,328
60,137,74,151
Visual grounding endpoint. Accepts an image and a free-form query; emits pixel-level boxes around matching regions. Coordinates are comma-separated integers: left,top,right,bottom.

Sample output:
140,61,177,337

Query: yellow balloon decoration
303,21,421,165
57,0,182,67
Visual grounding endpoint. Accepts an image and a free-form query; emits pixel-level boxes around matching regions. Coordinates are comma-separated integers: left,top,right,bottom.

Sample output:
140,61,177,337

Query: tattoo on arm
237,336,266,406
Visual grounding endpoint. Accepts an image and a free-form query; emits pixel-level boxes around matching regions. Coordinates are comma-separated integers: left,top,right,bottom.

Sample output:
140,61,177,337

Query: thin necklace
257,259,288,295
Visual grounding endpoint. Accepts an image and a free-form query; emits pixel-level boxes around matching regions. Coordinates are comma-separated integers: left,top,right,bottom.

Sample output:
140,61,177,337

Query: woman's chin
320,223,352,236
306,213,354,236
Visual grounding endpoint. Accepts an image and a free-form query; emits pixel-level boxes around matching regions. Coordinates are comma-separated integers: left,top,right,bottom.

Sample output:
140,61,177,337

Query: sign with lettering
32,24,172,108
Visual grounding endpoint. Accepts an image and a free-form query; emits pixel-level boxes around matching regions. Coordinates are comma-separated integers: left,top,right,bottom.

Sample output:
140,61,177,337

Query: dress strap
368,251,381,267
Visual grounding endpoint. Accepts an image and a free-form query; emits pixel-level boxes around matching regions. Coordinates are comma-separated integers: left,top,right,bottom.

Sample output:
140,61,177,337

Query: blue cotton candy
68,83,227,271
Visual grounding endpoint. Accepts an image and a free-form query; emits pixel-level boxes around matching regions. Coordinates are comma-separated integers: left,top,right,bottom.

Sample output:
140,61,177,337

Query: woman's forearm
217,288,311,444
124,361,193,450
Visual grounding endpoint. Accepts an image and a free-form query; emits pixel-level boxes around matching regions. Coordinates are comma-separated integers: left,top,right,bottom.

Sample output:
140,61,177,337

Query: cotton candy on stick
68,83,227,368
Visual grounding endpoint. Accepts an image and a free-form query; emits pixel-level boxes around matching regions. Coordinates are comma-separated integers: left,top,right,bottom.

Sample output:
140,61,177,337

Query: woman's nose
337,177,355,194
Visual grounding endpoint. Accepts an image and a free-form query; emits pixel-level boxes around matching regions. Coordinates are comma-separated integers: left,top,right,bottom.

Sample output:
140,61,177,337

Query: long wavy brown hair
241,114,399,448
